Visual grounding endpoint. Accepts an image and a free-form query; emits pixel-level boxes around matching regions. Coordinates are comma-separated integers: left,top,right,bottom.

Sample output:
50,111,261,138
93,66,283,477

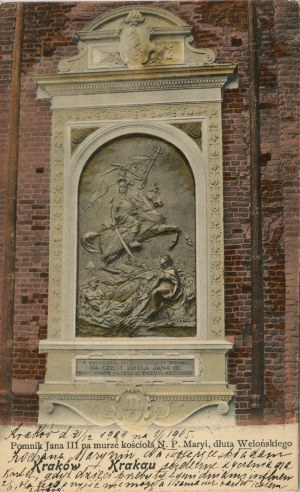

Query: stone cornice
77,25,193,41
80,5,188,31
35,64,237,99
39,340,233,351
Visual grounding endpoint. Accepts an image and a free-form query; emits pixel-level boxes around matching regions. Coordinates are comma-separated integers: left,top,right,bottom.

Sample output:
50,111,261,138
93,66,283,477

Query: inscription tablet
76,358,195,377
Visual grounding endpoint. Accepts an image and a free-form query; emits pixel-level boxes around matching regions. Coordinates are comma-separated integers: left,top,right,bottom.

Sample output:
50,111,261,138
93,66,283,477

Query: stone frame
43,102,227,343
65,121,207,341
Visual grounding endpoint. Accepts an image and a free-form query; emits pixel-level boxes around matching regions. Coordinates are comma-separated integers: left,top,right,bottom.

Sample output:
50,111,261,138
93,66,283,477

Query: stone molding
79,6,191,32
39,384,234,428
39,340,232,350
63,121,208,341
35,68,235,100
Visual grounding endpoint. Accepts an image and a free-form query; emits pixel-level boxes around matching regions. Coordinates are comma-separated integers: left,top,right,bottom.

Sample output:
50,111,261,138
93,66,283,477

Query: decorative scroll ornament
118,11,154,68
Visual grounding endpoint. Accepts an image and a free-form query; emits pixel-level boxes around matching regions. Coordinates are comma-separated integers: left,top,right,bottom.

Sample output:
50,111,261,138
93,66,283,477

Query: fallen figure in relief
77,255,195,337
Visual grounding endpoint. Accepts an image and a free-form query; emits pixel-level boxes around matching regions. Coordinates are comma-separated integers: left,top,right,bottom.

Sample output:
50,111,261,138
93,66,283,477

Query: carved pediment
58,6,216,73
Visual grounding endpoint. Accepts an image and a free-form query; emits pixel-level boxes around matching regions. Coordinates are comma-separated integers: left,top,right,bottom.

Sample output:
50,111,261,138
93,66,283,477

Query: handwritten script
0,424,297,491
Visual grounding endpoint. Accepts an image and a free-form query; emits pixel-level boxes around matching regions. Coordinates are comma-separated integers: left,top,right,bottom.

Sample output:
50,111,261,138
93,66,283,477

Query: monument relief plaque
77,135,196,338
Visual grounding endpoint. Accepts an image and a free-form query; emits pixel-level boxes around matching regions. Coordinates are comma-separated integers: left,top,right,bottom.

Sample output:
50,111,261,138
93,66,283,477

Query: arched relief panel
62,122,208,341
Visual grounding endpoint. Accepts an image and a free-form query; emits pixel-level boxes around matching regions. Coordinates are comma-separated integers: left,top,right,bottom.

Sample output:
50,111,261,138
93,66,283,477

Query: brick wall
0,1,298,424
0,3,15,344
273,0,299,423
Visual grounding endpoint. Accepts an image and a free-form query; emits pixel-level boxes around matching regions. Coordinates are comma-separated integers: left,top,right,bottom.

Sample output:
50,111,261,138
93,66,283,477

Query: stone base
38,383,234,429
38,340,234,428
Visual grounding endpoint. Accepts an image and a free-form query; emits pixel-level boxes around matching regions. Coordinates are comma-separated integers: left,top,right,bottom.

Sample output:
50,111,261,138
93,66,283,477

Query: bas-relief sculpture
77,135,196,337
35,5,237,427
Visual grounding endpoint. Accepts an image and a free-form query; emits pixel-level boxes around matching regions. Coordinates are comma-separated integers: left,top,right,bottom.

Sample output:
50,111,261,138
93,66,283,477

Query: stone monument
35,5,237,427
